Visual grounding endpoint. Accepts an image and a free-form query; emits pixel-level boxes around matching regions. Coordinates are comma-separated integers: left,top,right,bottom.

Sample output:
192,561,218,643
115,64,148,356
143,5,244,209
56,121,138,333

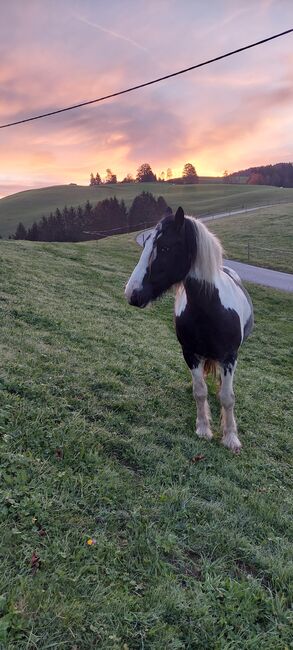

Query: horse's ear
174,206,184,230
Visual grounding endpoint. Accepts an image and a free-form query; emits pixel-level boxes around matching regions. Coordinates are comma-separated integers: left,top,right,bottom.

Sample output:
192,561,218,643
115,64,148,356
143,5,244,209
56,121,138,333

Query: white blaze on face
125,229,157,302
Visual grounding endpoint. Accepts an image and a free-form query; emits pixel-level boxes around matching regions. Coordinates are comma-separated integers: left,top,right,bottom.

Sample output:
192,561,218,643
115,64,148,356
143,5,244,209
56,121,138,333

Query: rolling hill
1,182,293,238
208,203,293,274
0,233,292,647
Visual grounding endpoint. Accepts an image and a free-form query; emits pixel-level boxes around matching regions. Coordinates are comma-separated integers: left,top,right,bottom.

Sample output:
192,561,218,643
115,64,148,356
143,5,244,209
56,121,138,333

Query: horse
125,207,254,452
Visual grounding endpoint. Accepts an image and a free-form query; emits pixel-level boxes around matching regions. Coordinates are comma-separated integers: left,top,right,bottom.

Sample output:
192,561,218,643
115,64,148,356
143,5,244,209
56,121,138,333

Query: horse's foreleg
219,361,241,453
191,362,213,441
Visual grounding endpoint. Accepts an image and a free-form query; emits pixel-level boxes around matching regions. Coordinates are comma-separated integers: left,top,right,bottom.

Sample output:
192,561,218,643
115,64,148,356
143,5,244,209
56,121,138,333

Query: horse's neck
174,274,216,316
186,275,214,297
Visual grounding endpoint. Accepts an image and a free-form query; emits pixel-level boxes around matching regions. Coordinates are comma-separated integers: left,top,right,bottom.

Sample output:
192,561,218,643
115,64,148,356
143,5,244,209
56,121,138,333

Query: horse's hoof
196,425,213,441
222,433,242,453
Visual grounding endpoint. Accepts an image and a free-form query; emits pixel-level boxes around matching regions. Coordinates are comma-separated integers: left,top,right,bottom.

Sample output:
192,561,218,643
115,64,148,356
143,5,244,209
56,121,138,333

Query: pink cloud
0,1,293,193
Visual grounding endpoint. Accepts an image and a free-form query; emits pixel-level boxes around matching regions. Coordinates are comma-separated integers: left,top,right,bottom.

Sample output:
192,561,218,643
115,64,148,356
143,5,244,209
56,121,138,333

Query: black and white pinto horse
125,207,253,452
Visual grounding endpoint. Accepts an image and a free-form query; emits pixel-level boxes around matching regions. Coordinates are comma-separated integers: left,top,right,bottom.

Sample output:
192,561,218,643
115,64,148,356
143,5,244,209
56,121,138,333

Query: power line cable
0,28,292,130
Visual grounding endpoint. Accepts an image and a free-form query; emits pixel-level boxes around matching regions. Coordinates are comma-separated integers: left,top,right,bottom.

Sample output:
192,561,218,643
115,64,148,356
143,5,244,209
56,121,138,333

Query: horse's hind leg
191,361,213,441
219,360,242,453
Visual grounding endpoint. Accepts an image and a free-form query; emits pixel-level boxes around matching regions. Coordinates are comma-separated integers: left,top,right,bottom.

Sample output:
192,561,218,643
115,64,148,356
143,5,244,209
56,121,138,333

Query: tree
27,222,39,241
166,168,172,181
136,163,157,183
105,169,117,184
93,197,127,234
128,192,167,230
90,171,102,186
160,171,165,181
182,163,198,184
14,222,27,239
247,172,265,185
121,173,134,183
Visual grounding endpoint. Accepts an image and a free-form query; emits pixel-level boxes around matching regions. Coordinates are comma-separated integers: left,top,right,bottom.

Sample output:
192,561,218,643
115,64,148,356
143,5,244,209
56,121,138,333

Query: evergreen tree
90,171,102,186
128,192,167,230
91,197,127,235
13,192,169,242
27,222,39,241
14,222,27,239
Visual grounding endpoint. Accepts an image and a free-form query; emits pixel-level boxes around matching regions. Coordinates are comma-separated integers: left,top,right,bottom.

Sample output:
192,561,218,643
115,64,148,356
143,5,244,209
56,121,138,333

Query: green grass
209,203,293,274
1,182,293,238
0,235,292,649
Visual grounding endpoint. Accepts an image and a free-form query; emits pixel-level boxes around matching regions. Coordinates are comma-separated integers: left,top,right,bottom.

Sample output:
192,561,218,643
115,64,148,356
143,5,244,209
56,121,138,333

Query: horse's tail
204,359,218,379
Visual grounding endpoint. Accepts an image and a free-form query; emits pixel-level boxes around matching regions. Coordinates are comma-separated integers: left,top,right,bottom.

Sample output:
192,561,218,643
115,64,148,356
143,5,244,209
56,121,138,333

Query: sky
0,0,292,197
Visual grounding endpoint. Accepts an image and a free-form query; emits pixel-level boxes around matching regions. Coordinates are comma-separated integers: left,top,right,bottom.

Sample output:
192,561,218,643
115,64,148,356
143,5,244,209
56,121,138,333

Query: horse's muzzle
128,288,148,308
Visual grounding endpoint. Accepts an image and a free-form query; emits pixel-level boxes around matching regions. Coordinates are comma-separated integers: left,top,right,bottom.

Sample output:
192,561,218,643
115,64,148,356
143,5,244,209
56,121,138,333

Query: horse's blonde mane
186,216,223,283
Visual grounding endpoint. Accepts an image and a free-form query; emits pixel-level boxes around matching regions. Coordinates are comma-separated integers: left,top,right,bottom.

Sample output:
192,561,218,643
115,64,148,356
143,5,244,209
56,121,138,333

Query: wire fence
136,230,293,272
83,203,293,273
223,241,293,273
83,200,293,238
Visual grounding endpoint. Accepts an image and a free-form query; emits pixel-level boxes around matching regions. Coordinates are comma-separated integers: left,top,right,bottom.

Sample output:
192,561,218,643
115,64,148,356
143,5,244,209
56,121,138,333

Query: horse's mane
186,216,223,283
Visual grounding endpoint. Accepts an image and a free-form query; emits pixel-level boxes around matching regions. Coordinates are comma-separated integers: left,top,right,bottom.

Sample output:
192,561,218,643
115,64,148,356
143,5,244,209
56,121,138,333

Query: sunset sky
0,0,292,197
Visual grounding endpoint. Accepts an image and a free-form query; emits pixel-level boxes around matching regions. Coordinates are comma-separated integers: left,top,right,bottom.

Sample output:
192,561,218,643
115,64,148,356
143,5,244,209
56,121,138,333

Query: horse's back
222,266,254,340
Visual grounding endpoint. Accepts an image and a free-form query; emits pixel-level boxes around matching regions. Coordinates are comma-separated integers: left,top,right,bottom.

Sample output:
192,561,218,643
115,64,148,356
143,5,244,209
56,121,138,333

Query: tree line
89,162,198,185
225,162,293,187
13,192,169,242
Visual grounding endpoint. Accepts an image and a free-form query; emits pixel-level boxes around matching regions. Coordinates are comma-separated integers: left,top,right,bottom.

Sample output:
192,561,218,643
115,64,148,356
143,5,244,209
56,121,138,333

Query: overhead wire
0,28,292,129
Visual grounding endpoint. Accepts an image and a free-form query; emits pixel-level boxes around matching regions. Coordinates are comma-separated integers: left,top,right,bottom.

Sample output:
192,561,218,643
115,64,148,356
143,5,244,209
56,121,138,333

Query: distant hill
1,181,293,238
227,162,293,187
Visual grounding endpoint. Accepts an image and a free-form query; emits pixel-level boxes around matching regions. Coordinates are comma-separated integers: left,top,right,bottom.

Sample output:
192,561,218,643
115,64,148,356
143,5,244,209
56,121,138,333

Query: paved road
136,227,293,293
222,259,293,292
135,205,277,248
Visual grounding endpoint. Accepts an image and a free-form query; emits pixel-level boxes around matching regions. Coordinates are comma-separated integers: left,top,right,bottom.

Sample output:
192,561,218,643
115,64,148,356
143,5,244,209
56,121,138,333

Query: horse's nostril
130,289,148,308
130,289,139,306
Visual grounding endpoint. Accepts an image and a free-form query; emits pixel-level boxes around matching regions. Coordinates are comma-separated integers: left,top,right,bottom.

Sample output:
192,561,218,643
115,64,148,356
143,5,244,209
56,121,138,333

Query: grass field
208,203,293,274
0,235,292,649
1,182,293,238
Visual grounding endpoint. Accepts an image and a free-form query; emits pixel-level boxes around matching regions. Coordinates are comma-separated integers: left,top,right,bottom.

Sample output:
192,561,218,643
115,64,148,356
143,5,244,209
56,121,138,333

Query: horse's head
125,206,196,308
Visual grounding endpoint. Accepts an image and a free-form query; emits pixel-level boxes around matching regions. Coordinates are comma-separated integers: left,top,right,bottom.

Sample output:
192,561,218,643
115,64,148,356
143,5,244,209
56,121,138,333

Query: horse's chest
175,282,242,364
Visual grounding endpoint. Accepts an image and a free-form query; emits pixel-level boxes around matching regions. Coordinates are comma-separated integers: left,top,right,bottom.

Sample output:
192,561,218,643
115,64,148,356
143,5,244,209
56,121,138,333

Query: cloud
183,80,293,176
199,5,250,39
0,87,188,190
74,13,148,52
1,0,293,193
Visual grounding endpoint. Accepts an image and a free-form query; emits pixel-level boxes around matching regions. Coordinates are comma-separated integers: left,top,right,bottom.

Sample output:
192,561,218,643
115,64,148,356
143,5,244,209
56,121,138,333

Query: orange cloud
0,1,293,195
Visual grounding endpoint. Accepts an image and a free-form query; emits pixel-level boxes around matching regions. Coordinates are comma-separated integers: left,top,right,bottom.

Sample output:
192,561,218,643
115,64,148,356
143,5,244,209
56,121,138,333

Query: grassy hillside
0,235,292,648
209,203,293,273
1,182,293,238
